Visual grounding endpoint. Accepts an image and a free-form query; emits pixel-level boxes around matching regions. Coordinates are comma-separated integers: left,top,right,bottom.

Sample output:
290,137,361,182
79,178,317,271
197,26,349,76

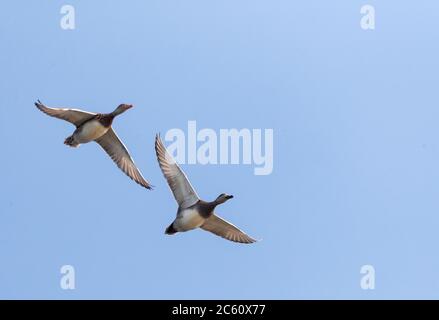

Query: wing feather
35,100,96,127
201,214,257,244
155,134,199,208
96,128,151,189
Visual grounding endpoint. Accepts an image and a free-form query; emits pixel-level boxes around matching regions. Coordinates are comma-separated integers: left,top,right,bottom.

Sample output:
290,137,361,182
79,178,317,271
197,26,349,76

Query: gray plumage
155,134,256,244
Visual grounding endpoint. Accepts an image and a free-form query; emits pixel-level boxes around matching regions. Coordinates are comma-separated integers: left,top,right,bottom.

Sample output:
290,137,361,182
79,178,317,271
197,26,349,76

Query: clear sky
1,1,439,299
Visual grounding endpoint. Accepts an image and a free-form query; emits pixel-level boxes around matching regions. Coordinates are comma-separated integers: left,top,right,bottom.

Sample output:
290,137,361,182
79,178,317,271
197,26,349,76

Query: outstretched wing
96,128,152,189
155,134,199,208
201,214,257,244
35,100,96,127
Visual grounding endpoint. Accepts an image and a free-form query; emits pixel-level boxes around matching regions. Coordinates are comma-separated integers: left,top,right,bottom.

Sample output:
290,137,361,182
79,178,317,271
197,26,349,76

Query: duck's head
112,103,133,116
215,193,234,204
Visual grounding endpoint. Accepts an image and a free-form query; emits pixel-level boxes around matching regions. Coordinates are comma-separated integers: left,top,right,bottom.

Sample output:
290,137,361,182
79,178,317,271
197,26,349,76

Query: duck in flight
155,134,256,244
35,100,151,189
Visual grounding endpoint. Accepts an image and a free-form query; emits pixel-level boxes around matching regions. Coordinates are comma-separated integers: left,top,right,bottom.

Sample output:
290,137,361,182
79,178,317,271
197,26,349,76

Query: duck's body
67,118,111,146
169,200,216,233
155,134,256,244
172,207,206,232
35,100,151,189
64,112,116,146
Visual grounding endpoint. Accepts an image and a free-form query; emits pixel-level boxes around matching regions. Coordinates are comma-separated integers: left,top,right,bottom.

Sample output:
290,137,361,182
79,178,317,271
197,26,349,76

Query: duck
35,100,152,189
155,134,257,244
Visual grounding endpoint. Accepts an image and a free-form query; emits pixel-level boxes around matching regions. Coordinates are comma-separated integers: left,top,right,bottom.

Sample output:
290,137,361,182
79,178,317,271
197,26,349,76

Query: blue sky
1,1,439,299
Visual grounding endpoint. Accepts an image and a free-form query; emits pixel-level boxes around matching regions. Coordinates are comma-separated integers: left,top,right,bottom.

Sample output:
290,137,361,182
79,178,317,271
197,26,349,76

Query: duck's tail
165,223,177,235
64,135,79,148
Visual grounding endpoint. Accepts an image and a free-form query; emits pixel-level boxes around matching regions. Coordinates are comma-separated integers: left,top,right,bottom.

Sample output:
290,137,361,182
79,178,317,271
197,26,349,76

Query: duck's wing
35,100,96,127
201,214,257,244
155,134,199,208
96,128,152,189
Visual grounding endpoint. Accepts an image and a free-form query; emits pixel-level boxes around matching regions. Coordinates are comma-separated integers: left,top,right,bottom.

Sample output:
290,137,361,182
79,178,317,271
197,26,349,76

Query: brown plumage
95,114,115,128
35,100,152,189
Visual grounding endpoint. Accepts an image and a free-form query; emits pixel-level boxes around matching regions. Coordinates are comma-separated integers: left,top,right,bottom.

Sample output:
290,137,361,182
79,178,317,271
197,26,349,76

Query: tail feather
165,223,177,235
64,135,79,148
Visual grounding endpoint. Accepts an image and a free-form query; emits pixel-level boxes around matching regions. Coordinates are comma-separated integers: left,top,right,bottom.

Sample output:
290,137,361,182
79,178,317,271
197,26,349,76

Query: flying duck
35,100,151,189
155,134,256,244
